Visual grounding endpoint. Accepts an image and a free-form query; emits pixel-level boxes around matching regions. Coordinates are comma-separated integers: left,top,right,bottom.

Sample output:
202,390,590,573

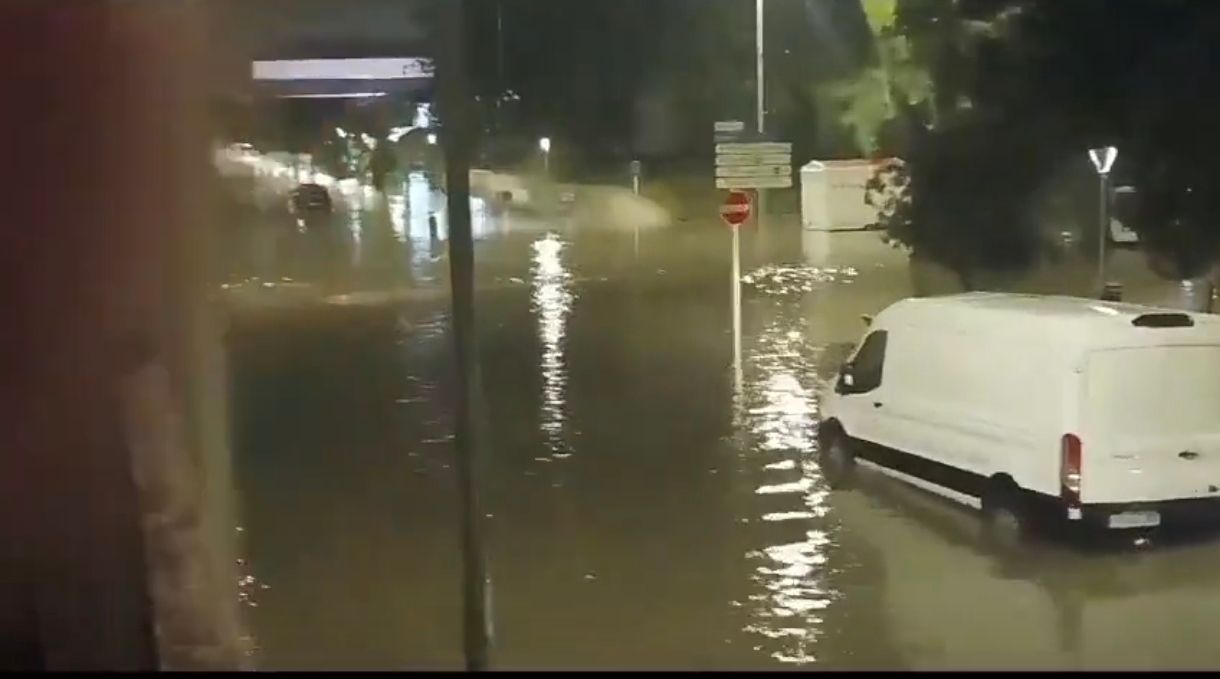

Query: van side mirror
836,362,856,394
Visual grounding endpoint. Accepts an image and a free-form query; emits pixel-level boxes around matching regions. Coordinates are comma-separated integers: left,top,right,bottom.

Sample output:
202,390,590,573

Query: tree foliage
862,0,1220,281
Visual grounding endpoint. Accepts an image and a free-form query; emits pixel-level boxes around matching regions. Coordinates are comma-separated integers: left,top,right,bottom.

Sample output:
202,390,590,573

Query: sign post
721,190,752,395
630,160,642,257
713,123,789,397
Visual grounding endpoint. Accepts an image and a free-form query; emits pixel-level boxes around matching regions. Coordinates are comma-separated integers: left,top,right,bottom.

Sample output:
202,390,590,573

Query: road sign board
720,190,752,228
716,176,793,190
714,120,748,143
629,159,642,176
715,142,793,155
715,164,791,178
715,153,791,166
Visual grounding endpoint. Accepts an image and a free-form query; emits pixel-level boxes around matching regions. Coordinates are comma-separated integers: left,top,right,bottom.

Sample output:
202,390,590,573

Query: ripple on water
737,307,841,666
742,264,859,297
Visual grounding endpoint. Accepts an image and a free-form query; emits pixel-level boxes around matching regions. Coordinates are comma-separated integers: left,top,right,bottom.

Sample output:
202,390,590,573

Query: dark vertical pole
1096,172,1109,297
438,1,493,671
493,0,505,132
497,1,505,96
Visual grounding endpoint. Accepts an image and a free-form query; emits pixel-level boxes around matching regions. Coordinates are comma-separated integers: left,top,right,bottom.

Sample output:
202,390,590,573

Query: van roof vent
1131,312,1194,328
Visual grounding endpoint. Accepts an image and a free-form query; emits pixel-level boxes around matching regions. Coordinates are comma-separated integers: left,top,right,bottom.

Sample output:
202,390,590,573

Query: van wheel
820,431,857,490
982,487,1027,554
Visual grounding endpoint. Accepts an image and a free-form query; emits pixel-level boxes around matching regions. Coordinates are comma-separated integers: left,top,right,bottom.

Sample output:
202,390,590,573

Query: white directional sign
715,165,791,178
715,153,792,166
714,140,793,190
715,142,793,155
716,176,793,190
714,120,747,134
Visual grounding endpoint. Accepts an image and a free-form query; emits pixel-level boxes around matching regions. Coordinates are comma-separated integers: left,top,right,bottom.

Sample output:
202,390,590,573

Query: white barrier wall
801,159,894,231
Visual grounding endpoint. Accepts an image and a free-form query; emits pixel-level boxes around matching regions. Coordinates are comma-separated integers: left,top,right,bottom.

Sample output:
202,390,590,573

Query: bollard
1100,282,1123,302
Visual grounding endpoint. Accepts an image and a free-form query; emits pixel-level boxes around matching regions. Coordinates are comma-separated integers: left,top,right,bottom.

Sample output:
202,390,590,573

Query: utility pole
755,0,766,225
497,1,505,96
755,0,765,139
495,0,505,130
438,1,494,671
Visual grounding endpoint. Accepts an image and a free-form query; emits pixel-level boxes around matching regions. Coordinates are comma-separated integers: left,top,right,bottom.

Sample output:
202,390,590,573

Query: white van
818,293,1220,540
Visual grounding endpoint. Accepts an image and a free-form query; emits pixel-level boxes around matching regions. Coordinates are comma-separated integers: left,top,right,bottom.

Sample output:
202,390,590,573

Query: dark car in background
288,182,334,217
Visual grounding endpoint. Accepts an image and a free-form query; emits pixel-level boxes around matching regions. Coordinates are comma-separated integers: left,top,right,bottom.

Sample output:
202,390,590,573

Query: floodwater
222,176,1220,671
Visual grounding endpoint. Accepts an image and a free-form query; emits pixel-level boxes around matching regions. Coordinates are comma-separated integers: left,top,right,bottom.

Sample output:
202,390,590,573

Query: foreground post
438,1,494,670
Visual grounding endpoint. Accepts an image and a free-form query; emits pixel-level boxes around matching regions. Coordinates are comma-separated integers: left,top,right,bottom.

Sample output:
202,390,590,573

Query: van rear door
1082,345,1220,504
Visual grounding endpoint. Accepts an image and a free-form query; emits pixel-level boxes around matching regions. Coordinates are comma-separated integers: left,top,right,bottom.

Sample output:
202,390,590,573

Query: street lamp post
754,0,766,225
1088,146,1118,298
755,0,765,138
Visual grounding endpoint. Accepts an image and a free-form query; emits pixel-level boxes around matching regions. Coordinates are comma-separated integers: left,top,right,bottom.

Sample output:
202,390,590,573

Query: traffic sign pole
720,191,751,397
732,223,742,395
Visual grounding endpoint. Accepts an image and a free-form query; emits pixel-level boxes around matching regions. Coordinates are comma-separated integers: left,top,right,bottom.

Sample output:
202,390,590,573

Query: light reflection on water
531,233,575,458
742,264,858,296
388,193,407,241
737,263,856,666
407,172,440,242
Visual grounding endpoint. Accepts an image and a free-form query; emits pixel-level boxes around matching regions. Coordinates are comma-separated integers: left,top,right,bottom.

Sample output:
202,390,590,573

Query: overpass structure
250,57,433,99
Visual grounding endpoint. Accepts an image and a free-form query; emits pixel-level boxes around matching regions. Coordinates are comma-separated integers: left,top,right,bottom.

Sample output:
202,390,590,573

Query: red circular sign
720,190,752,228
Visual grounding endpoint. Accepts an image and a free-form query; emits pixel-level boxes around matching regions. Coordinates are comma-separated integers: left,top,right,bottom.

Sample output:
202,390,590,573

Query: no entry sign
720,190,752,228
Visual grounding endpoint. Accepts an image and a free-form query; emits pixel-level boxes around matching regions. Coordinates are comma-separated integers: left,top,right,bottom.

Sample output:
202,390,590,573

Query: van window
850,330,888,393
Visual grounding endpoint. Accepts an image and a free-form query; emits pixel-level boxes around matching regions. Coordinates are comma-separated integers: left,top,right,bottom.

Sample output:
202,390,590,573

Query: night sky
216,0,873,160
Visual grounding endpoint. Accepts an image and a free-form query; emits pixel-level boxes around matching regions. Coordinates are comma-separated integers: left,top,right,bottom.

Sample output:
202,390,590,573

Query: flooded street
224,183,1220,670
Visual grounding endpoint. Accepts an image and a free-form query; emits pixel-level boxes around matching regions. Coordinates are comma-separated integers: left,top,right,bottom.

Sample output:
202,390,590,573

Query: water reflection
404,172,442,282
388,193,407,241
344,199,364,269
407,172,440,242
741,264,859,296
531,233,575,457
738,271,838,665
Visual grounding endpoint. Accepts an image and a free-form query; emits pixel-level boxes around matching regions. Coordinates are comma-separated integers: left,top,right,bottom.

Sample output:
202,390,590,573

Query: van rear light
1061,433,1082,504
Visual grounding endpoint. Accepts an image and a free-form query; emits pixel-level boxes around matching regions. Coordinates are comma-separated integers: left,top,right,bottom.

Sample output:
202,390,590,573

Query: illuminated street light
539,136,551,175
1088,146,1118,175
1088,146,1118,299
335,127,348,139
427,133,438,145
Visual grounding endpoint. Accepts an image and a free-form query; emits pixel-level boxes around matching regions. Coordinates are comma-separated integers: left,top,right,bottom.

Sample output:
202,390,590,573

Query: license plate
1108,511,1161,529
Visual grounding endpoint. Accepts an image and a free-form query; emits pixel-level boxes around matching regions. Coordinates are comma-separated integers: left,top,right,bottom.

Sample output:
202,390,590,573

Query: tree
859,0,1220,286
